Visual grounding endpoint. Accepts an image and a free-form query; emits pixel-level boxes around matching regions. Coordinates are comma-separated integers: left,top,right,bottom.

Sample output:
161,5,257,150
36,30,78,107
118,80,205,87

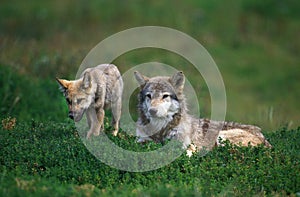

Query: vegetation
0,0,299,196
1,119,299,196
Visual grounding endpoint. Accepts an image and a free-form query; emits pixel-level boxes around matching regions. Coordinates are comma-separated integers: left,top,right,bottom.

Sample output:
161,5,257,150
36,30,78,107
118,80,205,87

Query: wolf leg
86,107,103,139
86,112,92,128
94,108,105,136
111,98,121,136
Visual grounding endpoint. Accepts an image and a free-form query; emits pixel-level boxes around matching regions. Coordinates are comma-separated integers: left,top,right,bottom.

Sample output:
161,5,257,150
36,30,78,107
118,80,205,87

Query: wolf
134,71,271,153
56,64,123,138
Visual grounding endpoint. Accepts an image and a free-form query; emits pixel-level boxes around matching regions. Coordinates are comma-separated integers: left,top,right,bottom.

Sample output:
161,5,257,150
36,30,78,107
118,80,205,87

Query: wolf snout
68,112,74,119
148,108,158,116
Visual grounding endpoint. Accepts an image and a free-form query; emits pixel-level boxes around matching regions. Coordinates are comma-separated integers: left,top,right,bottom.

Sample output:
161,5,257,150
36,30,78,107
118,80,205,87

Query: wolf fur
56,64,123,138
134,71,271,152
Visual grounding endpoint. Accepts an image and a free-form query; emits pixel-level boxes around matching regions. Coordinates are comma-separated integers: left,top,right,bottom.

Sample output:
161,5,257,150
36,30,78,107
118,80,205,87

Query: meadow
1,0,300,196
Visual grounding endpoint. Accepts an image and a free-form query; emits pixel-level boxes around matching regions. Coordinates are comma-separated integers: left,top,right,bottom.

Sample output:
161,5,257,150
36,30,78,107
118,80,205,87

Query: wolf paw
86,130,93,139
112,130,118,136
137,137,150,143
93,130,100,136
86,129,100,139
186,144,197,158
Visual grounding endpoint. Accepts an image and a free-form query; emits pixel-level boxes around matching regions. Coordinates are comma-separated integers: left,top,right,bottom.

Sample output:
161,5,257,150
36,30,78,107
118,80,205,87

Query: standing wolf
56,64,123,138
134,71,271,153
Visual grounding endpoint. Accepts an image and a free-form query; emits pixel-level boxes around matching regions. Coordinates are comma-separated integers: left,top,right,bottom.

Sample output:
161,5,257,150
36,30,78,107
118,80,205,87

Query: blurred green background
1,0,299,131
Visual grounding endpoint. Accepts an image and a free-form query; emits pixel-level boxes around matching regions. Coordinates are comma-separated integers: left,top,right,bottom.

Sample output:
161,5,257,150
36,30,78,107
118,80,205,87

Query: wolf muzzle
68,111,74,120
148,108,158,116
68,110,85,122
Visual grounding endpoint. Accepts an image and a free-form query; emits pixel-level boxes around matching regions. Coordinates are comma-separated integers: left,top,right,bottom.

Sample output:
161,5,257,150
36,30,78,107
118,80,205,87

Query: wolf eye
162,94,170,99
77,98,84,103
146,93,151,99
66,98,72,104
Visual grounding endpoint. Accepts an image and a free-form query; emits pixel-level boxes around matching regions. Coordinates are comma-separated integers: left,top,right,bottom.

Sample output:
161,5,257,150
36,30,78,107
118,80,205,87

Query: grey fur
134,71,271,152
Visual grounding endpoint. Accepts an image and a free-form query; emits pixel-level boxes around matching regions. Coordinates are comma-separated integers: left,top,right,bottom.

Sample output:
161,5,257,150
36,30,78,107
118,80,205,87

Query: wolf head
134,71,185,120
56,72,94,122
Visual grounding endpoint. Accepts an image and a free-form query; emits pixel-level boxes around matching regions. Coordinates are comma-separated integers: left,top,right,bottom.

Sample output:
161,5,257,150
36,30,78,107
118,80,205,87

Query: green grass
1,0,299,130
0,119,299,196
0,65,67,122
0,0,300,196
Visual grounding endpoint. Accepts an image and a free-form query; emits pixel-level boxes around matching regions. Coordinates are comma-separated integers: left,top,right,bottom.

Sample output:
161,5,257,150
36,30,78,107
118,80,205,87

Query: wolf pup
134,71,271,153
57,64,123,138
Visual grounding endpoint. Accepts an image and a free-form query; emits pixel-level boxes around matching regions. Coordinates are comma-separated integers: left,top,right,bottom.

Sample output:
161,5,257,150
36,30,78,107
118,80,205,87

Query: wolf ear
170,71,185,93
82,72,92,89
56,78,70,93
134,71,149,86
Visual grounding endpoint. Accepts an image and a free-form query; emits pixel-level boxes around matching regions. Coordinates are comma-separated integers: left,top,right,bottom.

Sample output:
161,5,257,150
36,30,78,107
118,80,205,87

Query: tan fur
57,64,123,138
218,129,271,147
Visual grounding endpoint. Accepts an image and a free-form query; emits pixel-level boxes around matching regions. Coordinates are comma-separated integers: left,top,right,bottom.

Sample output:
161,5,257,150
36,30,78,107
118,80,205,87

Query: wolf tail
221,120,272,147
199,118,272,148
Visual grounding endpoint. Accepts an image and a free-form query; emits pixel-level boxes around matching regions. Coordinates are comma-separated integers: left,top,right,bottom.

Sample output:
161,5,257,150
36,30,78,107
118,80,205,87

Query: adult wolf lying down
134,71,271,154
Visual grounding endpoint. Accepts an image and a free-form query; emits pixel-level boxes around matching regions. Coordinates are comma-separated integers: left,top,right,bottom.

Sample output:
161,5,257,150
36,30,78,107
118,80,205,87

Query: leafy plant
0,118,299,196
